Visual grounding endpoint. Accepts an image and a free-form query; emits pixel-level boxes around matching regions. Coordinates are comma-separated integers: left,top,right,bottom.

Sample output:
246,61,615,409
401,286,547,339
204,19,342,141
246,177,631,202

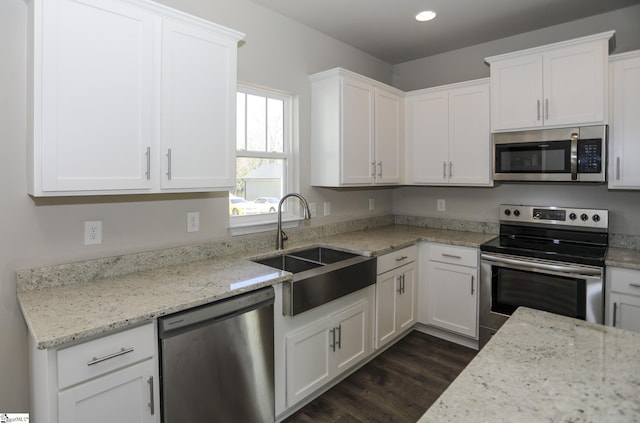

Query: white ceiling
249,0,640,64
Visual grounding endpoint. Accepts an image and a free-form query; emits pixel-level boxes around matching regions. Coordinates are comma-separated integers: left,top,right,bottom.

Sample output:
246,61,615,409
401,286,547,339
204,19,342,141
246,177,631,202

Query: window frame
229,83,297,234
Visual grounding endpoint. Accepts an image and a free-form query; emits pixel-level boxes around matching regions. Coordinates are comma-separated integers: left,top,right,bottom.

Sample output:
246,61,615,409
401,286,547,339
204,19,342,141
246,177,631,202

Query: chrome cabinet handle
371,162,376,177
397,275,403,294
449,161,452,178
471,275,475,295
629,283,640,288
378,161,383,178
148,376,155,415
330,328,336,352
537,100,541,120
545,98,549,120
613,302,618,327
87,347,134,366
617,157,621,181
336,324,342,349
401,274,406,294
443,162,446,179
145,147,151,180
442,253,462,260
395,255,408,262
166,148,172,180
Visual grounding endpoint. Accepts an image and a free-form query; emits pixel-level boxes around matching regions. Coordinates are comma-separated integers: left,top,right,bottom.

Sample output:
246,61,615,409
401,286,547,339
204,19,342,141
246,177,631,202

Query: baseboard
414,323,479,350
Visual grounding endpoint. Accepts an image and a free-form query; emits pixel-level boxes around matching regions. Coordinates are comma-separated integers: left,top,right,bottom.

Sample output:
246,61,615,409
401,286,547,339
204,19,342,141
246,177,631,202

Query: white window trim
228,83,298,236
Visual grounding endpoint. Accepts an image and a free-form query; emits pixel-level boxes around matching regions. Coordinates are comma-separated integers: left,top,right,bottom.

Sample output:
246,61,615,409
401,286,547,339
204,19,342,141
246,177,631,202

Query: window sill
228,216,303,236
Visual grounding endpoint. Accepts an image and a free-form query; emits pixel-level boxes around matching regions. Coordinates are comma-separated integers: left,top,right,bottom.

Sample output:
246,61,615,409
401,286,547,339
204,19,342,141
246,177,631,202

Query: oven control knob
569,212,577,221
513,209,520,217
593,214,601,222
580,213,589,221
504,209,511,216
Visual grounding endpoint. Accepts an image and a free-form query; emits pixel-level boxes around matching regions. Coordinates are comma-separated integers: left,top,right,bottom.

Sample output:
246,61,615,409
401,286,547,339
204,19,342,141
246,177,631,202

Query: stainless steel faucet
277,193,311,250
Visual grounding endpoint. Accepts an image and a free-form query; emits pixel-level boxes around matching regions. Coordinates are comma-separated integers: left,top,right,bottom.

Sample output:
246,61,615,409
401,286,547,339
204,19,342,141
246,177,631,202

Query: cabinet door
490,54,543,131
375,271,398,348
397,266,417,333
341,77,375,184
609,54,640,189
285,319,331,406
543,43,606,127
38,0,154,193
161,19,236,190
374,88,401,184
407,90,449,184
448,83,491,185
609,293,640,334
58,360,158,423
333,300,369,373
427,261,478,338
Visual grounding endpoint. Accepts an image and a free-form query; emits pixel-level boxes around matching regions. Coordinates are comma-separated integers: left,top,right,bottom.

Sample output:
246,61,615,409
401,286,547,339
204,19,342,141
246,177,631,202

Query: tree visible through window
231,86,291,219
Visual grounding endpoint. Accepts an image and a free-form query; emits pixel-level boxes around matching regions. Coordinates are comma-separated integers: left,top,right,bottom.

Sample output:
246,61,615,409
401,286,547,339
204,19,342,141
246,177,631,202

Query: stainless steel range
479,204,608,348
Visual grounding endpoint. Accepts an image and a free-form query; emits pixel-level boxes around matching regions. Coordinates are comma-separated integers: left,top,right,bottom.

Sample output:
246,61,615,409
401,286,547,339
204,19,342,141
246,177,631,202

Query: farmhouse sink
252,247,376,315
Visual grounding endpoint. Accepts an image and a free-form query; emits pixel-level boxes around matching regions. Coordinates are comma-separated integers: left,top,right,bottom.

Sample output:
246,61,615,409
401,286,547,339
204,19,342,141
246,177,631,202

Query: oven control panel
500,204,608,229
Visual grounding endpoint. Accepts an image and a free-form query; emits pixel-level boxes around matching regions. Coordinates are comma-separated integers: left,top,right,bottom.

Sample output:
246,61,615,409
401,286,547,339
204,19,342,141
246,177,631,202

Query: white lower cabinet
607,267,640,334
425,244,479,339
58,360,157,423
375,246,418,348
285,299,369,406
30,323,160,423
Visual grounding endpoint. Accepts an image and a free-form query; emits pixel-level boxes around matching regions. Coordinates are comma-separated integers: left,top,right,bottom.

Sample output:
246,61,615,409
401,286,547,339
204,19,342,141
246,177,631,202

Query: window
230,85,292,226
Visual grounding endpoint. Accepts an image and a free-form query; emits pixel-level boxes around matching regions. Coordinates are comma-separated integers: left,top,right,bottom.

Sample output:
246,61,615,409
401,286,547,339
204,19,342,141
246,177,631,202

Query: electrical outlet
323,201,331,216
309,202,317,218
84,220,102,245
437,199,446,212
187,212,200,232
369,197,375,211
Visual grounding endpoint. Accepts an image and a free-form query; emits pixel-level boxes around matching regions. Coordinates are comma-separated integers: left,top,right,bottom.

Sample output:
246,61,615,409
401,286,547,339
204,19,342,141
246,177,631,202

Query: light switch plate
324,201,331,216
437,199,446,212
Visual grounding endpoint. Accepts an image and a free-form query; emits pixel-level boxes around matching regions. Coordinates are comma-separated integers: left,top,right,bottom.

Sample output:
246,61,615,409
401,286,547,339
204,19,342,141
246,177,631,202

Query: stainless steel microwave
492,125,607,182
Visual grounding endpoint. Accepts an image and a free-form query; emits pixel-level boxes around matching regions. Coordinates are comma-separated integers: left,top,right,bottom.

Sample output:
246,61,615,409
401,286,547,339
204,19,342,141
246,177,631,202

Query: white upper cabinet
405,79,492,186
160,18,237,190
486,31,614,132
609,51,640,189
310,68,402,187
27,0,243,196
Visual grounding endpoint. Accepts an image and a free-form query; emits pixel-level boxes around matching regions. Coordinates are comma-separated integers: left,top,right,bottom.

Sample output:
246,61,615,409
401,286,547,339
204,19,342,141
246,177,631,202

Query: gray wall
0,0,394,411
393,4,640,91
392,4,640,236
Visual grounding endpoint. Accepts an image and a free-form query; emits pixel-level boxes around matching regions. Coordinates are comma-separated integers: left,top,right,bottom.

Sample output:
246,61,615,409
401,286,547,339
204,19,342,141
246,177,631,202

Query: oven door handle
481,253,602,279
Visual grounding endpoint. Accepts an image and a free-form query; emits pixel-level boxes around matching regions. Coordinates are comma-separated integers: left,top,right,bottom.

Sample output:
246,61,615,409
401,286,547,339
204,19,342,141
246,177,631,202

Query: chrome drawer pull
441,253,462,259
87,347,134,366
395,255,408,262
629,283,640,288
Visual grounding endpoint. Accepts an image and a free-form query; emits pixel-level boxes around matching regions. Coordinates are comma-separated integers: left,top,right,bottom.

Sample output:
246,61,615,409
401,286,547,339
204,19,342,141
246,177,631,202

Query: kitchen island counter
419,307,640,422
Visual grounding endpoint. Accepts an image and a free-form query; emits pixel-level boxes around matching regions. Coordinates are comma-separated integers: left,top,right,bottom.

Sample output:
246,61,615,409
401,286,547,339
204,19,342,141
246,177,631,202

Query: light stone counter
419,307,640,423
606,247,640,270
18,224,496,350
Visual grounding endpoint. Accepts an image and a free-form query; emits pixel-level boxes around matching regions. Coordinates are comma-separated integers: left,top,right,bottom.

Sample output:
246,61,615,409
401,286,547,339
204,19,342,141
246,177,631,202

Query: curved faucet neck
276,193,311,250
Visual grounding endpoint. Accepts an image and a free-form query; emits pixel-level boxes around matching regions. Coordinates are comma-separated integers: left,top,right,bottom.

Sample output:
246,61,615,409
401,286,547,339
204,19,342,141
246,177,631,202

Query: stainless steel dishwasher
158,287,275,422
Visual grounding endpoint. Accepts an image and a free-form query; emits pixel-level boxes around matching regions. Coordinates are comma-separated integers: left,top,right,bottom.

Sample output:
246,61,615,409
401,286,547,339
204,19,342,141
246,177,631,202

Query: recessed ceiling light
415,10,436,22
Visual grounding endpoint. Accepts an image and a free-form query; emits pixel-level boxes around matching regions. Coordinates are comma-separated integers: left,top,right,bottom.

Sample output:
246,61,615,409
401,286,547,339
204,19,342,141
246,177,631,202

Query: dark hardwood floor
284,331,477,423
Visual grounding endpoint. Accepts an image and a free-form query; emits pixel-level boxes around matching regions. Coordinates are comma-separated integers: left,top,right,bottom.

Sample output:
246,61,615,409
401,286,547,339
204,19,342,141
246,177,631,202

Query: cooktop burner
480,204,608,267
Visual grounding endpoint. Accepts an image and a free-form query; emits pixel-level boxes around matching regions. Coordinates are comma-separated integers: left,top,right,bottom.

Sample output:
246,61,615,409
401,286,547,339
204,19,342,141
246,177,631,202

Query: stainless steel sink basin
252,247,376,316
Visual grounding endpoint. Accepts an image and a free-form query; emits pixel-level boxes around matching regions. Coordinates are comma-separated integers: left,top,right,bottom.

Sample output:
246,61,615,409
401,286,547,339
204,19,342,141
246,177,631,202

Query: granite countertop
18,225,495,350
419,307,640,423
606,247,640,270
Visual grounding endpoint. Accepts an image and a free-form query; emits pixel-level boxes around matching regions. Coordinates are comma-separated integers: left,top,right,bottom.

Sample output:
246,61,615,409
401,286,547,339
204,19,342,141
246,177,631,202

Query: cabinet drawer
610,267,640,297
428,244,478,267
377,245,417,275
57,323,155,390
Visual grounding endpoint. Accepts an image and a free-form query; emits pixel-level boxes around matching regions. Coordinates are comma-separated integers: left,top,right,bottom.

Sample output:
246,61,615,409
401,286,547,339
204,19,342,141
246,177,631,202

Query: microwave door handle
570,133,579,180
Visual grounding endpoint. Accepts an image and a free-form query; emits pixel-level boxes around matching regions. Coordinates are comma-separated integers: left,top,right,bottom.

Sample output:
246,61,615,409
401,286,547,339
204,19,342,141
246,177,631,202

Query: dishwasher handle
158,287,275,338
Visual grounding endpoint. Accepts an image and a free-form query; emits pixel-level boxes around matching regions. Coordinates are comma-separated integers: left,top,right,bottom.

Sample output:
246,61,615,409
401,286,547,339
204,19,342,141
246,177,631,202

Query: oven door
479,252,604,347
481,253,604,323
